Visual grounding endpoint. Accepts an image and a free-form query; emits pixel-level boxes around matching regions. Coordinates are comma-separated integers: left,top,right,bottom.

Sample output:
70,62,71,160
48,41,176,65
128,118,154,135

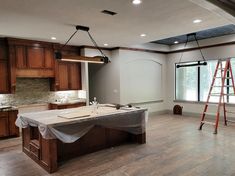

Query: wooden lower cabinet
22,126,146,173
0,110,19,138
49,102,86,110
0,112,9,137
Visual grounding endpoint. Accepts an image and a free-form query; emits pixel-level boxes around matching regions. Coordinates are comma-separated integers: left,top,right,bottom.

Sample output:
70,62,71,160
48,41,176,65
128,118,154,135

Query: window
175,63,198,101
200,60,217,102
175,58,235,103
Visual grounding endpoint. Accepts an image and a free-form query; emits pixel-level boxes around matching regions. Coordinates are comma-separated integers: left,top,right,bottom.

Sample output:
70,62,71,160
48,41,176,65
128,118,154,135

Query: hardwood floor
1,114,235,176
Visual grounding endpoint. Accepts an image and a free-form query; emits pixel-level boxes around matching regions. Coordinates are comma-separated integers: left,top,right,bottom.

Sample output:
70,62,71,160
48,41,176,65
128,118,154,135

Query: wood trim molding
168,41,235,54
5,37,235,55
7,38,55,48
113,47,167,54
205,0,235,17
79,45,167,54
80,41,235,54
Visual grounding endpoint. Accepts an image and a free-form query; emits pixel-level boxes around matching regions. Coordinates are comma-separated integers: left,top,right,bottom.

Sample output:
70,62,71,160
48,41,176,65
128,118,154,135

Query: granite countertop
0,106,18,112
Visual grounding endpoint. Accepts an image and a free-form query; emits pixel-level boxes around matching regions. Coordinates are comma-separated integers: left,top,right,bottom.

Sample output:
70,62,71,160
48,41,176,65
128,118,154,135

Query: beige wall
86,44,168,113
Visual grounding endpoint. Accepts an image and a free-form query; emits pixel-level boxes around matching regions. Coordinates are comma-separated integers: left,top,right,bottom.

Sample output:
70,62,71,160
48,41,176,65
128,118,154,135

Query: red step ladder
199,59,235,134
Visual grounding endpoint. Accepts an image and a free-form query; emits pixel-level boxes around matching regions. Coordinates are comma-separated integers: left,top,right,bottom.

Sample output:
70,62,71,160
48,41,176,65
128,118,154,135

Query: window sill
174,100,235,107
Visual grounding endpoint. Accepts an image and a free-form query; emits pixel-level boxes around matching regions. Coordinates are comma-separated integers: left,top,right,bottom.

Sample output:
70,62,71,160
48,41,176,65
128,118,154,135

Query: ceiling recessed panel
153,24,235,45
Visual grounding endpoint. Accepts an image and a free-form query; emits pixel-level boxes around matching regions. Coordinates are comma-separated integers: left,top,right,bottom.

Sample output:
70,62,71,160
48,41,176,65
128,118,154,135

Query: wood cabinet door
69,63,81,90
8,111,19,136
15,46,27,68
0,42,7,60
58,62,69,90
0,60,9,93
27,47,45,68
44,48,54,69
0,112,9,137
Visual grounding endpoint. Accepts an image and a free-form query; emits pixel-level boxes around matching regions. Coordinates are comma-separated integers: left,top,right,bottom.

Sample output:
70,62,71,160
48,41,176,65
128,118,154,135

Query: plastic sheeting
16,105,148,143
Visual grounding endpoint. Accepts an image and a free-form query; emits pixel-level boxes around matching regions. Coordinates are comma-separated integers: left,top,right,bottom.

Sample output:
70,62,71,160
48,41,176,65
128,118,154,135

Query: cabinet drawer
29,140,40,159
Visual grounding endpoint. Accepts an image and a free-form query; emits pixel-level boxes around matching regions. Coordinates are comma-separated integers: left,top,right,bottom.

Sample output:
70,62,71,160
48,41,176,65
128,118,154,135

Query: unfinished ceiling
0,0,232,47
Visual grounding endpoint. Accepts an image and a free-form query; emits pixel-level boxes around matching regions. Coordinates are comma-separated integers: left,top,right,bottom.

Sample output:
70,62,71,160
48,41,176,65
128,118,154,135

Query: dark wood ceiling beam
206,0,235,17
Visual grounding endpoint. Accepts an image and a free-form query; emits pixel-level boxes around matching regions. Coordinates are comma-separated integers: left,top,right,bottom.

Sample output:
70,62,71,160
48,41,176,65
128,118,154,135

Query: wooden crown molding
81,41,235,54
3,37,235,55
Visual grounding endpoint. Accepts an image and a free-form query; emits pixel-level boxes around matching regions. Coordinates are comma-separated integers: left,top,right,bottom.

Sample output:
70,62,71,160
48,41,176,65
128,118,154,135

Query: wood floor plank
1,114,235,176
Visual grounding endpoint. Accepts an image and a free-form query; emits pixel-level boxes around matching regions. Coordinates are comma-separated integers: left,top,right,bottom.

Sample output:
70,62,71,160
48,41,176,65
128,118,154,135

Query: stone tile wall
0,78,79,106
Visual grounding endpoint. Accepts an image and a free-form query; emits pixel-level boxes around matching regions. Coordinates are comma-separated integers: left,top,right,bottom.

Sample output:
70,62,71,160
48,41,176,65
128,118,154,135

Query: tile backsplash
0,78,79,106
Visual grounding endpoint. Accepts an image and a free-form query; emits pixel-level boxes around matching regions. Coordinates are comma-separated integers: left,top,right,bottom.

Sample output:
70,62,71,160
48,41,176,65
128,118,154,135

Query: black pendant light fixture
55,25,110,64
176,33,207,68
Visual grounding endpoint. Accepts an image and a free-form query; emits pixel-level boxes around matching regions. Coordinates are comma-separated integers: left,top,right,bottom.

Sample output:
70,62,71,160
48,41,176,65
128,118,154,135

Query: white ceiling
0,0,231,47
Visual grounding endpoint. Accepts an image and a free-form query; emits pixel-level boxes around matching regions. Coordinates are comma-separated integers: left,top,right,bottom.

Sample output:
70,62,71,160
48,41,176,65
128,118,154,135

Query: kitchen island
16,105,147,173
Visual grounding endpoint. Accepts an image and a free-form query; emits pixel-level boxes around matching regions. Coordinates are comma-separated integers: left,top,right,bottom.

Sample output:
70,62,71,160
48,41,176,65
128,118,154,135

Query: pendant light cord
61,29,79,49
59,27,109,61
194,35,206,61
178,35,189,64
87,31,107,58
178,33,206,64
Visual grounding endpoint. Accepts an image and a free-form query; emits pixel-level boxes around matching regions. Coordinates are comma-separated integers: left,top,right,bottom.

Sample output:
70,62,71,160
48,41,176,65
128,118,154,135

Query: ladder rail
199,59,235,134
199,61,220,125
228,60,235,94
214,62,227,133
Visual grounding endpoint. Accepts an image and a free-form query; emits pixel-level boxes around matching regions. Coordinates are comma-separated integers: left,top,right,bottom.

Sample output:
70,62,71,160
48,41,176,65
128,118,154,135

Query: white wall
83,48,121,104
166,34,235,116
119,49,167,113
84,34,235,116
85,44,168,113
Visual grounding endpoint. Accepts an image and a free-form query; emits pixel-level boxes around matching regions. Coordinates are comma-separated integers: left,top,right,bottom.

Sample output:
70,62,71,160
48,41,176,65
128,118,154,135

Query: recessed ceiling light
51,37,56,40
104,43,108,46
174,41,179,44
193,19,202,24
140,33,146,37
132,0,142,5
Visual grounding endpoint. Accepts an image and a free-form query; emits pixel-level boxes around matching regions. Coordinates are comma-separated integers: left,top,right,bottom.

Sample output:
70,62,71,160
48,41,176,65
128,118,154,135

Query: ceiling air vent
101,10,117,16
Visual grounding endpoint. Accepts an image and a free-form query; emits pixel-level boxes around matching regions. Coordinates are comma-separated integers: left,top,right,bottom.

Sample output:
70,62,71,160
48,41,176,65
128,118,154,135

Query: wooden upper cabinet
27,47,44,68
15,44,54,70
53,61,82,91
15,46,27,68
0,60,9,93
69,63,81,90
44,48,54,69
10,40,56,78
0,44,7,60
58,62,69,90
0,39,10,93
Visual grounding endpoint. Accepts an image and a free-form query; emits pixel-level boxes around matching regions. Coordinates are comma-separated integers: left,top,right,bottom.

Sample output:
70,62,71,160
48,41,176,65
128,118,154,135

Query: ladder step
214,77,232,79
226,119,235,123
206,103,219,106
226,110,235,114
210,94,220,96
201,121,216,126
210,93,235,96
212,85,233,87
224,94,235,96
204,112,217,116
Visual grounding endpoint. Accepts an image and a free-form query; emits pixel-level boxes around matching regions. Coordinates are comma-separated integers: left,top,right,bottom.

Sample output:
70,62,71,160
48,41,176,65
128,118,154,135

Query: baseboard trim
149,110,169,117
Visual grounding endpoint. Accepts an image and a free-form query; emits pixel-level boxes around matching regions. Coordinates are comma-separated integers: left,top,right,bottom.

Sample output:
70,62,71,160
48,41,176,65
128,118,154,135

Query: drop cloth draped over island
16,105,148,143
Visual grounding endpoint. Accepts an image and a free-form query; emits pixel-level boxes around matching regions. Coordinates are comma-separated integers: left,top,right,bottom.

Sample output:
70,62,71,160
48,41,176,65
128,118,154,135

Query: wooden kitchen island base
22,126,146,173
